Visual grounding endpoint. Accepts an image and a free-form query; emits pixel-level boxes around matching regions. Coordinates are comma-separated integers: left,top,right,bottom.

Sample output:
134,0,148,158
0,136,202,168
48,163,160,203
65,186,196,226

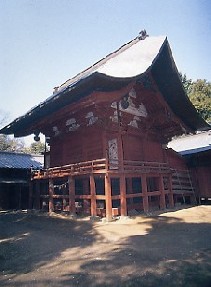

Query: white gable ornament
138,103,148,117
129,88,136,98
52,126,60,136
128,116,141,128
85,112,98,126
111,98,148,118
66,118,80,131
110,109,121,123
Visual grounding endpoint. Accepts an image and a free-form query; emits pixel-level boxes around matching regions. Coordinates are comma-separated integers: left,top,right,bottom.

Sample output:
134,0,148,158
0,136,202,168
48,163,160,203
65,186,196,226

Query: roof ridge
0,151,43,156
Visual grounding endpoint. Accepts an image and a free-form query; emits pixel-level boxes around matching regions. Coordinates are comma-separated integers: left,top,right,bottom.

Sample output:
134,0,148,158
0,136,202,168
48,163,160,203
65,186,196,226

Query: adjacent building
169,131,211,204
0,152,43,209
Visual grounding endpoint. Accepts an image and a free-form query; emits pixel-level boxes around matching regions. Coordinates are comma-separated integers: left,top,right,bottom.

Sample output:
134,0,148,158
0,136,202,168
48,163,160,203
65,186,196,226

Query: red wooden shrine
1,33,209,219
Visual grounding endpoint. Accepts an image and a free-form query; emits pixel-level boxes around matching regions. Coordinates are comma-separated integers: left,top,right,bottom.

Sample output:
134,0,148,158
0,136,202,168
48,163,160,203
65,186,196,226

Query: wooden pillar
82,178,90,213
120,174,127,216
168,174,174,208
142,174,149,212
62,183,66,211
105,174,112,221
159,175,166,209
90,174,97,217
68,176,76,214
49,179,54,212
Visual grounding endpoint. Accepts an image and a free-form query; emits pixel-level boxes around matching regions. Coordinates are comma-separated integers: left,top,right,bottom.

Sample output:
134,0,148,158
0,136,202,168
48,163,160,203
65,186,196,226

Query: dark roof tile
0,152,43,169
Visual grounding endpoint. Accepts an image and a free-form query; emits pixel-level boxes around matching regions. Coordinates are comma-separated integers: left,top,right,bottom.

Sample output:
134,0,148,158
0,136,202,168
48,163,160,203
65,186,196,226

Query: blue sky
0,0,210,132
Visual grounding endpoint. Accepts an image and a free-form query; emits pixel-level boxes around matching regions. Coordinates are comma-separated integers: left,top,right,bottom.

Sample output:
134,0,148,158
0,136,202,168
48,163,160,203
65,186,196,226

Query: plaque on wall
108,138,119,169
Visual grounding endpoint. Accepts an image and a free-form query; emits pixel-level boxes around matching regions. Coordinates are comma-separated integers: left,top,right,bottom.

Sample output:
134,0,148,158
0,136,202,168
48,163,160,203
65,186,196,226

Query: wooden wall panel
195,167,211,198
50,138,64,167
122,134,164,162
63,133,83,164
122,134,144,161
50,128,103,166
166,149,187,170
142,139,164,162
84,132,104,161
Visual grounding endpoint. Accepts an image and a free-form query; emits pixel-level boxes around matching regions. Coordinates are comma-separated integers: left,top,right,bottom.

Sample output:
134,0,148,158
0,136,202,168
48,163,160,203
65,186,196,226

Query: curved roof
0,34,209,137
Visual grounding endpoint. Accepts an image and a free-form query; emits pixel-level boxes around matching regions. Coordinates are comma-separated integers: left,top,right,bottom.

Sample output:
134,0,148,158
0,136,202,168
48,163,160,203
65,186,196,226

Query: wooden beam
49,179,54,212
90,174,97,217
120,174,127,216
105,174,112,221
126,192,143,198
68,176,76,214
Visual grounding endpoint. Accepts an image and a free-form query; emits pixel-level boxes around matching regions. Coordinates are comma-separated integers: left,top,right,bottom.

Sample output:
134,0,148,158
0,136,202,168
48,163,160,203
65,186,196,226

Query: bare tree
0,110,25,152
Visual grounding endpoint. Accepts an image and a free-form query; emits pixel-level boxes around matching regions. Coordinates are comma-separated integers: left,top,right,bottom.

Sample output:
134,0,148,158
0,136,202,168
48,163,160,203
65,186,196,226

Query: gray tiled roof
0,151,43,169
168,130,211,155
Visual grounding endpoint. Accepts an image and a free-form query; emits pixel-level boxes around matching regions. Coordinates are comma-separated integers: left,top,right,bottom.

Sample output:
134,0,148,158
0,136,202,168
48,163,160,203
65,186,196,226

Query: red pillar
120,174,127,216
68,176,76,214
105,174,112,221
90,174,97,217
49,179,54,212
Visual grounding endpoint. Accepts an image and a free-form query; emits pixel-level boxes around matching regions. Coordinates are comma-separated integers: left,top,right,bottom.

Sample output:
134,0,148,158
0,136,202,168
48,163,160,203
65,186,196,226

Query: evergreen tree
26,141,46,154
180,74,211,123
188,79,211,123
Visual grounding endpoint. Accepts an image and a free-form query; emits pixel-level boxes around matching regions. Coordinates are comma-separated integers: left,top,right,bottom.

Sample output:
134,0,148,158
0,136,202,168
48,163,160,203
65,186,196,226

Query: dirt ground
0,205,211,287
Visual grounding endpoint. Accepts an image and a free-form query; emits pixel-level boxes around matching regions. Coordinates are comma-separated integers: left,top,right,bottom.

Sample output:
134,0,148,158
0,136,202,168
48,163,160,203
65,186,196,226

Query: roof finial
138,30,149,40
53,86,59,94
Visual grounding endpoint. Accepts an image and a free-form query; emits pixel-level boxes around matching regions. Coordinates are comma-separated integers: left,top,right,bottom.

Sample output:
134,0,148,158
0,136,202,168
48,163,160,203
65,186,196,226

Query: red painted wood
49,179,54,212
68,176,76,214
105,174,112,221
90,174,97,217
120,174,127,216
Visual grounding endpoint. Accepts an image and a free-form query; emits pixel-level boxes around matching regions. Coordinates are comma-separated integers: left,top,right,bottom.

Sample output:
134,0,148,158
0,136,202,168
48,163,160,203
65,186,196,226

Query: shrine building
1,33,210,219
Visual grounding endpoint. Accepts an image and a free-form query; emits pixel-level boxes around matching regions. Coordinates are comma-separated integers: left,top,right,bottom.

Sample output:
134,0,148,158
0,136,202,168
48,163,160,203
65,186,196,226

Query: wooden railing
123,160,169,173
32,158,107,179
32,158,171,179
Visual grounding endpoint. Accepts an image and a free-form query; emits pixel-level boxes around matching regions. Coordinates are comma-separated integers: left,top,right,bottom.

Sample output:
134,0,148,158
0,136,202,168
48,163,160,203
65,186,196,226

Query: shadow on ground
1,209,211,286
61,215,211,287
0,211,98,274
